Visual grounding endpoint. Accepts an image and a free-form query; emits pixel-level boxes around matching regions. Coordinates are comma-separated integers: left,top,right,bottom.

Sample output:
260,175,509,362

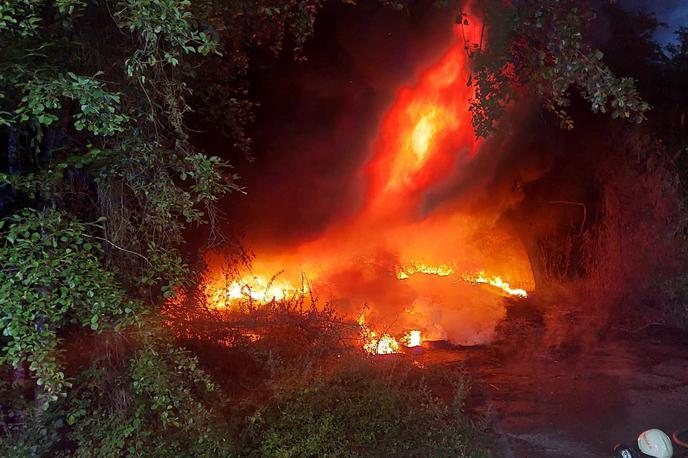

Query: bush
164,287,489,457
240,358,487,458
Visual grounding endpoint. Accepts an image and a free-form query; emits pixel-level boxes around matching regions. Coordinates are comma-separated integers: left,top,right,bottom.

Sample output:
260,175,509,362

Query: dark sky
621,0,688,44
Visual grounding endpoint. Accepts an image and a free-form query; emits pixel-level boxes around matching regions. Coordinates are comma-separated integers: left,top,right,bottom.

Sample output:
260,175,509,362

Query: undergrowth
1,283,490,457
163,284,491,457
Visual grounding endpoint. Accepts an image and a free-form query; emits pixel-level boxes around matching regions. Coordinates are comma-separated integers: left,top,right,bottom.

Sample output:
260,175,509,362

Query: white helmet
638,429,673,458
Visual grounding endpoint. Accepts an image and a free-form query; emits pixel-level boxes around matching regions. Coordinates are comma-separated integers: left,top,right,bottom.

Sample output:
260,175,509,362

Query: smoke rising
210,1,586,345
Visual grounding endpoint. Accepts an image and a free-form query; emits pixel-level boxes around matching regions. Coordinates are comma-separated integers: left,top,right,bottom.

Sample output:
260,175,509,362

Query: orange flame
203,12,535,348
358,312,401,355
401,330,422,347
463,271,528,298
397,262,529,298
365,36,478,212
397,263,454,279
208,274,310,309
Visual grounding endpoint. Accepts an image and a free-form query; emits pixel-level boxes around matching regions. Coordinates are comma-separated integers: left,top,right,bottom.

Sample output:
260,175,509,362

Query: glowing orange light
208,275,309,309
365,37,478,205
464,271,528,298
198,11,537,349
397,263,454,279
401,330,422,347
358,312,401,355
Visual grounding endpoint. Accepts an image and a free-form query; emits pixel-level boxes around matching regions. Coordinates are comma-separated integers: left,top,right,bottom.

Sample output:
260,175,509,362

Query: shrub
240,358,487,458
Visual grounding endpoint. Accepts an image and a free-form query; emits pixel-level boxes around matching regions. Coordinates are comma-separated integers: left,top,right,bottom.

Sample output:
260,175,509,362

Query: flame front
397,263,528,299
209,275,310,309
464,271,528,298
397,263,454,279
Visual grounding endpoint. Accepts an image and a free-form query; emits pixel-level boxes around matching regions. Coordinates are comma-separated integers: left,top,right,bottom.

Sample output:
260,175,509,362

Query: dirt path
416,324,688,457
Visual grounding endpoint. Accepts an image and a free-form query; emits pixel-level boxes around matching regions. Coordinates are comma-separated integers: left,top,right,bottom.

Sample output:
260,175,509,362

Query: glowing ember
464,271,528,298
401,330,422,347
397,263,454,279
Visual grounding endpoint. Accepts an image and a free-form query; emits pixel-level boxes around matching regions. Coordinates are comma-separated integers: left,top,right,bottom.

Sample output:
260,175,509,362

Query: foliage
0,0,240,295
0,324,231,457
243,360,485,457
0,209,138,406
164,288,488,458
16,73,130,136
468,0,651,137
0,0,429,455
62,333,229,457
0,0,275,453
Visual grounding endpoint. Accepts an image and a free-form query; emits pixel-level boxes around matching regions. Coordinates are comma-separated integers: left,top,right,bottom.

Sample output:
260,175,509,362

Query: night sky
622,0,688,44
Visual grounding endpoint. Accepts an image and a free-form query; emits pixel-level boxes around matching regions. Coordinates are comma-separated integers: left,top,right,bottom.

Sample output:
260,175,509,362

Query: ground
412,307,688,457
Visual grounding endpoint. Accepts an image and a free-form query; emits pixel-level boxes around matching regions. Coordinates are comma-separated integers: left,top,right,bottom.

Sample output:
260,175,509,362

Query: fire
366,37,477,205
464,271,528,298
401,330,422,347
358,312,401,355
397,263,454,279
208,275,308,309
396,262,529,298
203,11,536,347
410,113,437,161
367,334,401,355
358,313,422,354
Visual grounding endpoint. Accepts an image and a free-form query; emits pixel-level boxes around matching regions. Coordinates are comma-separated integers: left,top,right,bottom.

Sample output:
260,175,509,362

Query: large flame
364,34,478,214
206,11,535,348
401,330,422,348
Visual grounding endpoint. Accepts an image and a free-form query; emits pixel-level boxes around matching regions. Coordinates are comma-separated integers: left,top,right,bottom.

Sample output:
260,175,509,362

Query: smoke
228,1,462,249
212,1,563,345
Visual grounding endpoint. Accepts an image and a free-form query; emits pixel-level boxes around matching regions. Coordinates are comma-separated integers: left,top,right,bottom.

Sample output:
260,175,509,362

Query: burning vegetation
3,0,688,456
204,14,533,352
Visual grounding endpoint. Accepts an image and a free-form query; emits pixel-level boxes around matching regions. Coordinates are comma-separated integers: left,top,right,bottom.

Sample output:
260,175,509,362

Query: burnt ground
412,304,688,457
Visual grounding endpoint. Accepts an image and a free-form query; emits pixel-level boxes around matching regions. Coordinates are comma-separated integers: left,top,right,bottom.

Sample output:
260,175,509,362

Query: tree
0,0,333,454
0,0,666,454
467,0,652,137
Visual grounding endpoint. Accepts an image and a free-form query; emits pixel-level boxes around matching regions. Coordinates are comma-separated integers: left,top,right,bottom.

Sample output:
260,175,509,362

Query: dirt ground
413,312,688,457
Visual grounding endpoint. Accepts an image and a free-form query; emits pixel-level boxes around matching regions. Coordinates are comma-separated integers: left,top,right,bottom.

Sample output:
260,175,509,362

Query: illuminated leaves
0,209,139,407
16,73,130,136
470,0,651,137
